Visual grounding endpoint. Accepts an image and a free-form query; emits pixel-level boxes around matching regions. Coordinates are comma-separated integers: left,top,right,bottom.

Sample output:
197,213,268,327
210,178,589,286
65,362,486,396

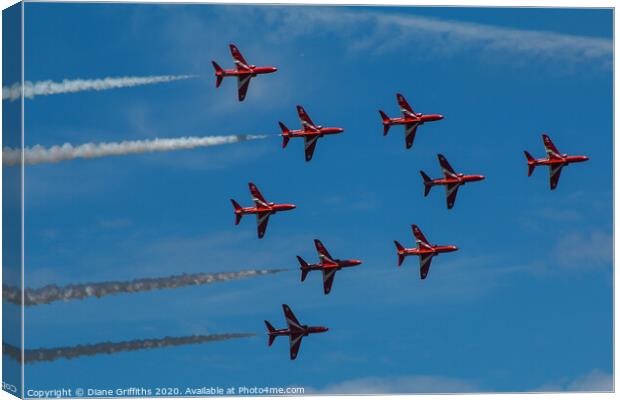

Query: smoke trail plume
2,134,267,166
3,269,287,306
3,333,255,364
2,75,196,101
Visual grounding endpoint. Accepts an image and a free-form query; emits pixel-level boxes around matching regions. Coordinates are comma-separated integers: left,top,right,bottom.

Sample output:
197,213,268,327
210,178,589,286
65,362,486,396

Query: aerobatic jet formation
230,183,296,239
379,93,444,149
279,105,345,161
420,154,485,209
265,304,329,360
394,224,458,280
524,134,589,190
297,239,362,295
212,44,278,101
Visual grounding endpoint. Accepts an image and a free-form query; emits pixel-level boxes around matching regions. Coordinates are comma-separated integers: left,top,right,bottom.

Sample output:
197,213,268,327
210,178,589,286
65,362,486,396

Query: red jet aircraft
379,93,444,149
231,183,295,239
212,44,277,102
394,224,458,280
420,154,485,209
279,106,345,161
297,239,362,295
264,304,328,360
524,134,589,190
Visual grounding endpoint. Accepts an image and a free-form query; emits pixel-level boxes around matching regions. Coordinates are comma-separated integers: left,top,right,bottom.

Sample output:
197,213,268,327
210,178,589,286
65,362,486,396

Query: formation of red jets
214,44,589,360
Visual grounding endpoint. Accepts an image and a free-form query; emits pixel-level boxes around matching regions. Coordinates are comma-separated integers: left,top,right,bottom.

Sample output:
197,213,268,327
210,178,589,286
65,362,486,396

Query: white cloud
535,369,613,392
552,230,612,269
310,375,478,394
567,369,613,391
264,8,612,69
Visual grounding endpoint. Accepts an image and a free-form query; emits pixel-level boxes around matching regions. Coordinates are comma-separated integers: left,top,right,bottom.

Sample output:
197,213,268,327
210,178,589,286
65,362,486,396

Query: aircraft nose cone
437,114,445,120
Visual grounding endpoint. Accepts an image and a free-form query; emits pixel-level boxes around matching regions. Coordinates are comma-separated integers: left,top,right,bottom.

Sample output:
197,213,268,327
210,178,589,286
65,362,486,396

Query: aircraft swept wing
543,135,564,189
412,225,435,279
230,44,251,70
419,254,434,280
315,239,336,265
322,269,337,295
549,164,564,190
237,75,252,102
412,224,432,250
249,183,272,238
256,212,271,239
446,183,460,210
438,154,458,179
249,183,269,208
543,134,563,160
230,44,252,101
283,304,304,332
397,93,416,118
404,123,419,149
304,136,320,162
315,240,338,294
297,105,319,132
282,304,305,359
288,334,304,360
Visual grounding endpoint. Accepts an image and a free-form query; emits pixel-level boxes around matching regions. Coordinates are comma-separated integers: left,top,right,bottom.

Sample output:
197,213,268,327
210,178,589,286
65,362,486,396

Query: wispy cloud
2,75,196,101
552,229,612,269
264,8,612,69
535,369,613,392
566,369,613,392
310,369,613,394
310,375,478,394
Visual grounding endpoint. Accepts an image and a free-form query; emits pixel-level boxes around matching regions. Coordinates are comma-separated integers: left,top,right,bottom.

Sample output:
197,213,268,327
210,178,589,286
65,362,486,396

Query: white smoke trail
2,134,268,166
3,333,255,363
3,269,287,306
2,75,197,101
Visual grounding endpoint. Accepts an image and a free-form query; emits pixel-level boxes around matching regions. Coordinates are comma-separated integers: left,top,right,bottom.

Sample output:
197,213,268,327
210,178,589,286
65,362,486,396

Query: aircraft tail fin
379,110,391,135
297,256,310,281
394,241,405,267
420,170,433,196
265,320,276,333
231,199,243,225
279,122,291,148
212,61,224,88
524,151,536,176
264,320,276,346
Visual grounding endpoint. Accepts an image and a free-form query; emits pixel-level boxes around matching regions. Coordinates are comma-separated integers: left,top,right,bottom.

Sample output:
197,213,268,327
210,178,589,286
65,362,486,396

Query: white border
0,1,615,400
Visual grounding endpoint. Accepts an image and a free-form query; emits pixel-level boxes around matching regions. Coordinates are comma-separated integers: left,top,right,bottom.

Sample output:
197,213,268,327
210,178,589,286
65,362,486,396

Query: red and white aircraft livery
264,304,329,360
379,93,444,149
297,239,362,295
212,44,277,102
231,182,296,239
420,154,485,210
394,224,458,280
279,106,345,162
524,134,589,191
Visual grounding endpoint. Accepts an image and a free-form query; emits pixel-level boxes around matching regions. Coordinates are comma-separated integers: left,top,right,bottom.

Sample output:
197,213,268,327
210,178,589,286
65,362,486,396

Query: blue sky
8,3,613,394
